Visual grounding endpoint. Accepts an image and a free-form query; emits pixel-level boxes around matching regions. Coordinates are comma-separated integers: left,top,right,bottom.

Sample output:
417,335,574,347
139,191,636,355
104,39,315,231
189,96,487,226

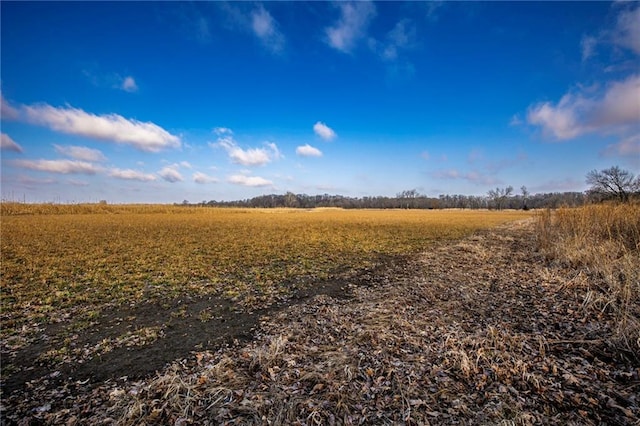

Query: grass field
1,205,530,340
4,204,640,424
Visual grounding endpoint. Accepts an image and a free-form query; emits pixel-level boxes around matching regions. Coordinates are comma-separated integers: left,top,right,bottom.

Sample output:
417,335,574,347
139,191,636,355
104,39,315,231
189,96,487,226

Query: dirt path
4,220,639,425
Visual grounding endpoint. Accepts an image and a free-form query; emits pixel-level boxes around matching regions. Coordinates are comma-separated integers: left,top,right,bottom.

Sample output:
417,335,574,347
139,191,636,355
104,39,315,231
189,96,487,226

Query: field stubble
1,206,530,398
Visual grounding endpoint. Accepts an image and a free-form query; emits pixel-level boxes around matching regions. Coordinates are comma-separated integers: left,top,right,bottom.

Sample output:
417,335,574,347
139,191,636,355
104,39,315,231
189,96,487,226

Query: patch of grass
537,203,640,358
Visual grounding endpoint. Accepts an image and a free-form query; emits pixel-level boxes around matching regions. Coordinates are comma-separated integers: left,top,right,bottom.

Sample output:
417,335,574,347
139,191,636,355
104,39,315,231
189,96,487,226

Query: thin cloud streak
1,133,23,153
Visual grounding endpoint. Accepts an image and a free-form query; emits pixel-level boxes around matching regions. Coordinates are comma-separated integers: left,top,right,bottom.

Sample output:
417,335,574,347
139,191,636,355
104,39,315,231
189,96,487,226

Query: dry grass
1,205,530,340
537,203,640,358
1,205,531,401
6,216,638,424
107,219,637,425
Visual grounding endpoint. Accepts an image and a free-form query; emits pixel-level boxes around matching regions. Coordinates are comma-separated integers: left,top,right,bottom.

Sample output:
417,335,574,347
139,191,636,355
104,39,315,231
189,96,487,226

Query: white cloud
296,144,323,157
1,94,19,120
215,135,281,166
1,133,23,153
227,174,273,187
193,171,218,184
13,159,102,174
313,121,337,141
53,144,106,162
21,103,180,152
158,165,184,182
325,1,376,53
179,161,192,169
109,168,157,181
251,5,285,54
527,74,640,140
121,76,138,92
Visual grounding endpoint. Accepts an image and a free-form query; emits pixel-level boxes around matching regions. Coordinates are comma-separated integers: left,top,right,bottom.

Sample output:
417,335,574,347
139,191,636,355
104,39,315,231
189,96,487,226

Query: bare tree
586,166,639,203
487,186,514,210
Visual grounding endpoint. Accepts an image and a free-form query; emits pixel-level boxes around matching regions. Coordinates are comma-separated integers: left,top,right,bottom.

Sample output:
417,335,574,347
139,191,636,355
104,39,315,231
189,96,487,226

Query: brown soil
3,220,639,425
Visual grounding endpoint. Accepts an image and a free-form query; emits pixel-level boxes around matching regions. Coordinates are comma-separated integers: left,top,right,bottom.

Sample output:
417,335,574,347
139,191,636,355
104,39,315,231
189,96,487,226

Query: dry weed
537,203,640,358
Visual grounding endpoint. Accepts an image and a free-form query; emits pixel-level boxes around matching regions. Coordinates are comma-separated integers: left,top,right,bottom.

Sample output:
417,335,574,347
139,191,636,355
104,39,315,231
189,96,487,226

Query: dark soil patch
2,259,396,399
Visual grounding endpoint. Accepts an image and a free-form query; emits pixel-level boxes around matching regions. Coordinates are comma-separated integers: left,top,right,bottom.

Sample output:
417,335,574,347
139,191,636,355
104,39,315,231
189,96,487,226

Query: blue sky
1,1,638,203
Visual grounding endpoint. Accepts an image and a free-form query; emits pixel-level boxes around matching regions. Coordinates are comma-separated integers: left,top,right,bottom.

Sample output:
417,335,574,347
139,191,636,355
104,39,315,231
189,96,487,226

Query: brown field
2,204,639,424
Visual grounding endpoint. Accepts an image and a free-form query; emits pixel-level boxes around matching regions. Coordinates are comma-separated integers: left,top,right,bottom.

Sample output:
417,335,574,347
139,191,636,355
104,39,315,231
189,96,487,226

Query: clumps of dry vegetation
537,203,640,359
104,219,638,425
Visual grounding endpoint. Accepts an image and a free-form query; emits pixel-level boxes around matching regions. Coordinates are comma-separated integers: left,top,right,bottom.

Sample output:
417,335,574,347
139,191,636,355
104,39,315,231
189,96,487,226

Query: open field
2,204,639,424
1,207,529,395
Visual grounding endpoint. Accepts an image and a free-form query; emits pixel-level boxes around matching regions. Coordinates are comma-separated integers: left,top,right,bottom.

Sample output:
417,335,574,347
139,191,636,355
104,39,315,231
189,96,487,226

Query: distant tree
397,189,420,208
487,186,514,210
284,192,299,208
586,166,639,203
520,186,530,210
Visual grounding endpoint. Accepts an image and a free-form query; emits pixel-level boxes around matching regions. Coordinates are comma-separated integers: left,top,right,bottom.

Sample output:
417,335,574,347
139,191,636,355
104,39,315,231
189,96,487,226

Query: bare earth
3,219,639,424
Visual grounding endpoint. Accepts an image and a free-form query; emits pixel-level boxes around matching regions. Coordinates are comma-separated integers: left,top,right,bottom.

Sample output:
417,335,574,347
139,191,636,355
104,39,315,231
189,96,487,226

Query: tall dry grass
537,203,640,358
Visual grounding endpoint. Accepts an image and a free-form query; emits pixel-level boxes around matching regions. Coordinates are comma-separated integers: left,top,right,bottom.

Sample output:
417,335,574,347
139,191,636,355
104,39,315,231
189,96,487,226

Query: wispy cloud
227,173,273,187
313,121,337,141
1,133,23,153
158,164,184,183
67,179,90,187
296,144,323,157
13,159,102,175
193,171,218,184
162,2,211,44
580,4,640,61
527,74,640,140
1,94,19,120
325,1,376,53
20,102,180,152
602,134,640,165
430,168,500,186
530,178,585,193
53,144,106,162
509,114,523,127
214,133,282,166
251,4,285,54
213,127,233,136
18,175,56,185
580,35,598,61
121,76,138,93
109,168,157,181
82,68,140,93
612,5,640,55
370,19,416,61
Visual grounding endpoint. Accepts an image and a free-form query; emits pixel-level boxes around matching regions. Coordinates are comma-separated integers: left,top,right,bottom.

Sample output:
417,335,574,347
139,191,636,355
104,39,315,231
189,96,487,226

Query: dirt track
3,219,639,424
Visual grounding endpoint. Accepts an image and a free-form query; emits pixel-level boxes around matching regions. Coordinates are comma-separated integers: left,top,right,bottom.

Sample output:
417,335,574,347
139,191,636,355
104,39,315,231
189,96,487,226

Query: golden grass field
1,205,531,336
3,203,640,424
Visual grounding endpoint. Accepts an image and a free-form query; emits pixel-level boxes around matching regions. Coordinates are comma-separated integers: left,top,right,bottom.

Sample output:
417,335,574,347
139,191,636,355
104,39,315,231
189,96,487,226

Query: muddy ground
2,219,639,424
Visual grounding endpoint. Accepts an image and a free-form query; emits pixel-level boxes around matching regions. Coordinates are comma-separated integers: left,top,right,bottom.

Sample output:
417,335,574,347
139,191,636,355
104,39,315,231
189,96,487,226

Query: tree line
184,166,639,210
